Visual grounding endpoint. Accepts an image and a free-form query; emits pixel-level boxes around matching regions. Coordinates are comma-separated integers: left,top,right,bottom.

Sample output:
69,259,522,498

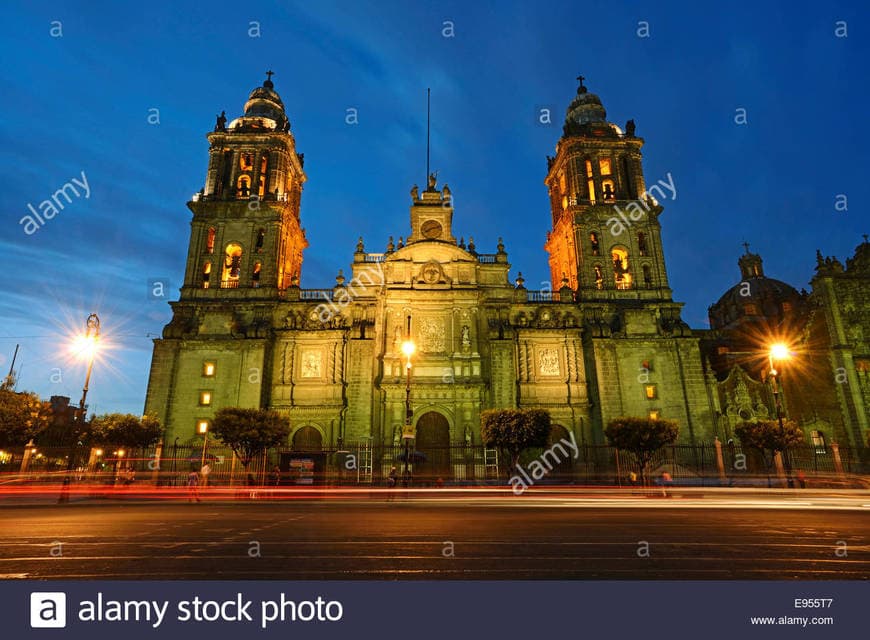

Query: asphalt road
1,494,868,580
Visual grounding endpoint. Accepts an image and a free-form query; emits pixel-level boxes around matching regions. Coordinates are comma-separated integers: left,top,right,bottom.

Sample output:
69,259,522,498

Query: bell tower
544,76,672,301
181,72,308,299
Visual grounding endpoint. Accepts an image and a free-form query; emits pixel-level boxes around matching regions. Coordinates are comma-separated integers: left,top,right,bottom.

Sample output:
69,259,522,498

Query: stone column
714,438,726,481
773,451,787,487
830,442,844,475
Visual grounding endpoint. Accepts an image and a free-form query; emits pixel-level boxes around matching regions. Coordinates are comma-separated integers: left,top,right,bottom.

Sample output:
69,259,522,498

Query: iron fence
0,441,865,487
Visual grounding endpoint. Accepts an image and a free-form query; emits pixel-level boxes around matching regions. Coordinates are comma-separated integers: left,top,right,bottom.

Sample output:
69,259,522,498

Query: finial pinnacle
264,70,274,88
742,241,751,254
576,74,586,93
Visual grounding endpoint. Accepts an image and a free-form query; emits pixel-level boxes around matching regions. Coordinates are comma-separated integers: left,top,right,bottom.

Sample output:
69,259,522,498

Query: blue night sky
0,1,866,416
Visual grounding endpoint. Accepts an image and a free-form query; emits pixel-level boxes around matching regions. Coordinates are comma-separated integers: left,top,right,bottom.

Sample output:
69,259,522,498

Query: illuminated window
252,262,261,287
649,410,660,421
260,154,268,174
258,175,266,198
612,247,632,289
562,195,568,210
203,362,215,377
587,179,596,204
593,264,604,290
240,153,254,171
645,384,657,399
590,232,600,255
221,243,243,287
602,179,615,201
599,157,612,175
236,175,251,198
196,420,210,435
638,232,648,256
205,227,216,254
585,159,593,177
559,172,567,194
201,261,211,289
199,391,212,406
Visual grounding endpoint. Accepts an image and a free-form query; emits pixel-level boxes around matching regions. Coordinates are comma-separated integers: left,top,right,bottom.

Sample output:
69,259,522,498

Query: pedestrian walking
200,462,211,488
187,469,201,503
660,471,673,497
386,466,398,501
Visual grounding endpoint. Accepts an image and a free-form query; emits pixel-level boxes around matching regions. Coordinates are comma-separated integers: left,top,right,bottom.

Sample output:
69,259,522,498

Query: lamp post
767,343,790,433
768,342,792,485
75,314,101,425
64,314,100,492
400,315,416,487
198,421,209,473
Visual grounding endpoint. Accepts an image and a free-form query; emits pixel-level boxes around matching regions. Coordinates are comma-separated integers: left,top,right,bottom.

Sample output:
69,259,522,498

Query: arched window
589,232,600,256
585,159,596,203
240,153,253,171
201,261,211,289
255,228,265,252
236,175,251,198
642,264,652,287
638,232,648,256
602,179,616,201
221,243,243,288
593,264,604,290
612,247,632,289
205,227,216,254
252,262,261,287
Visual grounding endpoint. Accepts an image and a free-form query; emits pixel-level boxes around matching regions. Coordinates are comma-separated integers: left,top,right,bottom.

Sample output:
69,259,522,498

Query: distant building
702,242,870,450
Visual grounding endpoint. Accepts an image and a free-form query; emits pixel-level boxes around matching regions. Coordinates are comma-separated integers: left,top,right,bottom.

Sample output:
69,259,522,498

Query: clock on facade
421,219,443,239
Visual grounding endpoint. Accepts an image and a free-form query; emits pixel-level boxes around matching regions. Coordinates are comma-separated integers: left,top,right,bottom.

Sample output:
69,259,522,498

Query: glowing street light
767,342,792,464
72,313,101,421
401,316,416,486
198,421,210,471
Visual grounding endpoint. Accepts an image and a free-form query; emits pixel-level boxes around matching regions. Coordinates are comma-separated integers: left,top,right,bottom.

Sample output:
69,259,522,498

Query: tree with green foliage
480,408,551,472
605,416,679,485
0,388,52,447
735,419,804,479
211,407,291,469
88,413,163,449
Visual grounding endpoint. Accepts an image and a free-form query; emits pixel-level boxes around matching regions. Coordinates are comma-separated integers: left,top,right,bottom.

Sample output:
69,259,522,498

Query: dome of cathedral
565,85,607,125
708,249,804,331
243,78,287,125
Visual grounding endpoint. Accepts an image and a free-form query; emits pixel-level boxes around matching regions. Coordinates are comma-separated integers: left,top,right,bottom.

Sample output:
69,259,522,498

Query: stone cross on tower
742,241,751,254
576,74,585,89
265,70,274,82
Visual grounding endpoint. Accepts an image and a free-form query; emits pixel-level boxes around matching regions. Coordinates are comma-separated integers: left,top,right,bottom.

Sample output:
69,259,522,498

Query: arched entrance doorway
292,426,323,451
414,412,451,484
281,426,325,485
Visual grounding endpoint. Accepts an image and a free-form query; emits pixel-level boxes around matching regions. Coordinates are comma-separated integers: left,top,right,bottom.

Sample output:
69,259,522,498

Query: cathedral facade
144,75,867,476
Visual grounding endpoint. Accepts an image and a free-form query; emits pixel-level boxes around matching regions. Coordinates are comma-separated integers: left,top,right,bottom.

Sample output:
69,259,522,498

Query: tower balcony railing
299,288,335,301
477,254,498,264
363,253,386,263
526,290,558,302
192,191,291,203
